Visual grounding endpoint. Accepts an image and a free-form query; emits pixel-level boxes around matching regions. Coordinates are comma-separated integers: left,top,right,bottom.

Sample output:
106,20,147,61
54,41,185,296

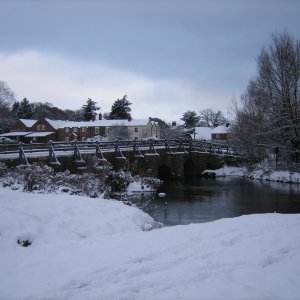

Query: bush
105,170,132,195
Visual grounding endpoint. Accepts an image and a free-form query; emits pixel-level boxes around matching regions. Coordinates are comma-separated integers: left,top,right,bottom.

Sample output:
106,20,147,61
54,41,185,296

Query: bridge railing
0,138,239,159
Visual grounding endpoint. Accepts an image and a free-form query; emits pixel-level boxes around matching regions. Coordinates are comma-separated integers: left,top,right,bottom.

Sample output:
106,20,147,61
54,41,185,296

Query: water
142,177,300,226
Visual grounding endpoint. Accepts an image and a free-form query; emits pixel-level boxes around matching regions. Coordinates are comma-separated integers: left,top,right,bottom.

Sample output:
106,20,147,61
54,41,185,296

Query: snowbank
1,188,300,300
203,165,246,177
203,165,300,184
127,180,153,195
248,169,300,184
0,188,157,252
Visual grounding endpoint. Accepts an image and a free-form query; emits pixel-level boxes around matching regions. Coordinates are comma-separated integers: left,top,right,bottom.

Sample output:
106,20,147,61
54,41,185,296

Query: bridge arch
184,159,197,177
158,164,173,180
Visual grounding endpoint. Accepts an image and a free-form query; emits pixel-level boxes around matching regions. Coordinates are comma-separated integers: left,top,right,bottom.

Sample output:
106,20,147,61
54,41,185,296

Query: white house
191,127,213,140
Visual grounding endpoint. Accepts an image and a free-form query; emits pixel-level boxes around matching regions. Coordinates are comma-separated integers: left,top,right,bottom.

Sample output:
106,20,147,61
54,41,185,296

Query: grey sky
0,0,299,122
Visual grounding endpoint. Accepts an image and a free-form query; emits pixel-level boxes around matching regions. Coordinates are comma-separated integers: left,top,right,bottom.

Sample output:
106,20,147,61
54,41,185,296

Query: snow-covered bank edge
202,165,300,184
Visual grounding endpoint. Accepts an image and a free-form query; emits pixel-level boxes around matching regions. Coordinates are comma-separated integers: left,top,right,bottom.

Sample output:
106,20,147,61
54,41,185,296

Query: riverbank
1,187,300,300
203,165,300,184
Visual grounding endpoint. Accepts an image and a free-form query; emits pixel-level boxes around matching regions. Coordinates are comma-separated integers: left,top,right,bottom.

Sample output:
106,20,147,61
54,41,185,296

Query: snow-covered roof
19,119,37,127
212,125,230,134
193,127,212,140
44,118,150,129
0,131,33,137
25,132,55,137
44,119,67,129
44,118,91,129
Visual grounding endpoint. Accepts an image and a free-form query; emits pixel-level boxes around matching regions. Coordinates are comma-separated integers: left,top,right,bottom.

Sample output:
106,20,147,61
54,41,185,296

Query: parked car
0,137,16,144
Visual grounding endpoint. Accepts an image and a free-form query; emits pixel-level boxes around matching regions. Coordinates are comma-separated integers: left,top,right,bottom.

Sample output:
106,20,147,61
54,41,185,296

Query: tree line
0,88,133,133
180,109,227,129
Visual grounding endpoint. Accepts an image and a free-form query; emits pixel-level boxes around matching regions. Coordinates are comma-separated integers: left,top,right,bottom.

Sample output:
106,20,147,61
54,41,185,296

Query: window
65,127,69,133
95,127,99,135
82,137,86,141
82,127,86,133
37,125,41,131
135,127,138,133
73,127,78,133
215,134,220,139
41,125,45,131
65,137,69,142
134,137,138,140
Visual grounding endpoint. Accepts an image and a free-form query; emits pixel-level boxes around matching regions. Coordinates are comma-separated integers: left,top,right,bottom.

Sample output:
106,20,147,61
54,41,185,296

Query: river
142,177,300,226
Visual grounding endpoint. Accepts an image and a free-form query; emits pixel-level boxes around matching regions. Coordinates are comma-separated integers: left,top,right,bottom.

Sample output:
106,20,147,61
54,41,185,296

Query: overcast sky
0,0,299,122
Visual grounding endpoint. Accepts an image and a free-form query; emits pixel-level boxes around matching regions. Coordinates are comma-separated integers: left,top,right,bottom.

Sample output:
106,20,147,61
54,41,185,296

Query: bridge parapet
0,139,240,177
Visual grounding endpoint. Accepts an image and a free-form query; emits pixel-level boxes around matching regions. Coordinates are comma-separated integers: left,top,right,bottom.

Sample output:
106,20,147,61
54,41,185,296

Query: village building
211,123,231,142
0,119,37,142
0,116,160,143
190,127,212,141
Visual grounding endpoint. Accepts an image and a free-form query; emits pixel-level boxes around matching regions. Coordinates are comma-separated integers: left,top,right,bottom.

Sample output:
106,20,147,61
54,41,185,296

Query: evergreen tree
109,95,132,120
17,98,33,119
81,98,99,121
11,101,20,118
180,110,200,128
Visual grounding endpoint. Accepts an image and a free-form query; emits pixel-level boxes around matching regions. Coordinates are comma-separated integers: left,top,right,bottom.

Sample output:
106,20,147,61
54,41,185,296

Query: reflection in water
142,177,300,226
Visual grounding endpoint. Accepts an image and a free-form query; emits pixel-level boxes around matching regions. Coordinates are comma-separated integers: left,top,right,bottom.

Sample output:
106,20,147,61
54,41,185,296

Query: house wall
57,126,93,142
30,119,56,133
11,120,31,132
211,133,228,141
10,118,160,143
127,122,160,140
127,126,147,140
28,119,57,143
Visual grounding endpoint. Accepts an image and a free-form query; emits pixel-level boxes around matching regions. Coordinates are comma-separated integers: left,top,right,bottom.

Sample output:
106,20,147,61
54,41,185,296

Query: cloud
0,50,232,122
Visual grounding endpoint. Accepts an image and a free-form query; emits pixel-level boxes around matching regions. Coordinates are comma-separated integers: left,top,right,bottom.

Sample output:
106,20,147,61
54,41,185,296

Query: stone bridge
0,139,240,179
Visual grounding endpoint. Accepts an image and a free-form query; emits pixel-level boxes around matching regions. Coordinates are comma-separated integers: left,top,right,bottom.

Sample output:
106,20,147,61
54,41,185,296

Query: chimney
99,113,102,120
226,122,230,127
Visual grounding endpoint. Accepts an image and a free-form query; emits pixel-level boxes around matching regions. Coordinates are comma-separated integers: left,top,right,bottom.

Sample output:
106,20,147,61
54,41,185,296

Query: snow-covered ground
1,187,300,300
203,165,300,184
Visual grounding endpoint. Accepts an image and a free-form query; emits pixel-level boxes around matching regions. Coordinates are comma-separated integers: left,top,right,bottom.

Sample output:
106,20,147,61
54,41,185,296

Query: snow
211,124,230,134
0,131,33,137
1,187,300,300
19,119,38,128
193,126,212,140
45,118,91,130
126,180,153,195
25,131,55,137
203,165,300,184
204,165,247,177
248,169,300,184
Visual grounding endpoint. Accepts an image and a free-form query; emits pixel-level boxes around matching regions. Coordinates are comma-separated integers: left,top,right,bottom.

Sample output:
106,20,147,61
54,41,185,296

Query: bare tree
108,125,130,141
199,108,226,128
0,81,15,133
231,31,300,163
0,81,15,116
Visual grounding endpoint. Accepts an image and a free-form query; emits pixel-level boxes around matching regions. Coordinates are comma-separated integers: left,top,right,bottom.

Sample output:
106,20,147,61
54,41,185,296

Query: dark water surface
143,177,300,226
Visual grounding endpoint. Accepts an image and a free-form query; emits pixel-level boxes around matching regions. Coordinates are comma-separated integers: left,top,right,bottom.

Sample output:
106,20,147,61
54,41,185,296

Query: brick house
0,119,37,142
211,124,230,142
1,117,160,143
